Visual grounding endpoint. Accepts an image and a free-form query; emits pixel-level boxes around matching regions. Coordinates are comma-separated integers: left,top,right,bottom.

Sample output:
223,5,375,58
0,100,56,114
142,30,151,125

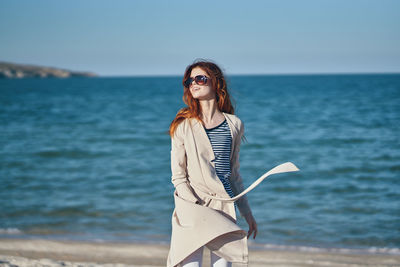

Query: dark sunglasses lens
195,75,206,85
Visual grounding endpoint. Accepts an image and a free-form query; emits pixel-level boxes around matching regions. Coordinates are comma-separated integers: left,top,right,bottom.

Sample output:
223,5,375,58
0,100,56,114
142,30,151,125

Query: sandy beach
0,238,399,267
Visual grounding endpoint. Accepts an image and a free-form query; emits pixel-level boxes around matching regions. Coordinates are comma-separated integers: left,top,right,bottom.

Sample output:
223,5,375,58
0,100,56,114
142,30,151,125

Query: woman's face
188,67,215,100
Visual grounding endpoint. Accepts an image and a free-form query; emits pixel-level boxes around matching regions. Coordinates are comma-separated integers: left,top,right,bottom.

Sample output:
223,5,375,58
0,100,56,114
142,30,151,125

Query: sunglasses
184,75,209,88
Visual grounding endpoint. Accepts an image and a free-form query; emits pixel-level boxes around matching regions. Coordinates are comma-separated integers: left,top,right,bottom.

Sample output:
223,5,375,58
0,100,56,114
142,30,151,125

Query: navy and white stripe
204,119,235,198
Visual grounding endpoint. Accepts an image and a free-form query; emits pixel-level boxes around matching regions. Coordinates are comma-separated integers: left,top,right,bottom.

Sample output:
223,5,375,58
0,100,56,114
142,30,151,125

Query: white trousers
180,246,232,267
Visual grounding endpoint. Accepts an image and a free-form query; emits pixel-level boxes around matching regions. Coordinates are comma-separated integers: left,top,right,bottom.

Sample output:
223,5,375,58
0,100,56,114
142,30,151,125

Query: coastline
0,238,399,267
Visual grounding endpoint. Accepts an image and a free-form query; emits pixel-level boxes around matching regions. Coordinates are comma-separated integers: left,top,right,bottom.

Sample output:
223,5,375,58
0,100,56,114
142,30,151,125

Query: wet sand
0,238,399,266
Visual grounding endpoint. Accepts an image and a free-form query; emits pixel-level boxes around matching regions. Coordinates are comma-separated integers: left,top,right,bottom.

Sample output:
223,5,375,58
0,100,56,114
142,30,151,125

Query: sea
1,74,399,255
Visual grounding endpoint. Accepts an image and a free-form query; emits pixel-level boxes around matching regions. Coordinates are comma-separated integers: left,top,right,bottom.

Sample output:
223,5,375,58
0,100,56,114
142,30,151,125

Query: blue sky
0,0,399,76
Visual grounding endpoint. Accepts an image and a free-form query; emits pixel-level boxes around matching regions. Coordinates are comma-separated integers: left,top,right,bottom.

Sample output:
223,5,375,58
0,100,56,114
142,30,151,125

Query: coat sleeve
230,119,252,217
171,121,200,204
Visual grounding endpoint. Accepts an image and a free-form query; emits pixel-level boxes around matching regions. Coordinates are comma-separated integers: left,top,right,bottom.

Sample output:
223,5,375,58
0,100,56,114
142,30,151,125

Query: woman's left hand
244,212,258,239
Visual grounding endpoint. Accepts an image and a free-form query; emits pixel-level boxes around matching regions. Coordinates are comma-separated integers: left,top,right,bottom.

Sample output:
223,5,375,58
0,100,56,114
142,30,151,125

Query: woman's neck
199,99,222,125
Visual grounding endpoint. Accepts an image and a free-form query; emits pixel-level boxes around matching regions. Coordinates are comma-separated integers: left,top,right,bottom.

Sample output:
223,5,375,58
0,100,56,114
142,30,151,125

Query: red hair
169,59,235,137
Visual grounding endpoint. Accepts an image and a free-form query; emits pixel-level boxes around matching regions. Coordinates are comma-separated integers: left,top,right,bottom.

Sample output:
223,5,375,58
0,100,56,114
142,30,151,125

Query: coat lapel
189,117,216,164
223,112,239,161
189,112,239,166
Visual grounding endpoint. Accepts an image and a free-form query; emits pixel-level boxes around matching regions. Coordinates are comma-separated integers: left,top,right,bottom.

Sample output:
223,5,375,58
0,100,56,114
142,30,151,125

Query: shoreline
1,237,399,267
1,233,399,256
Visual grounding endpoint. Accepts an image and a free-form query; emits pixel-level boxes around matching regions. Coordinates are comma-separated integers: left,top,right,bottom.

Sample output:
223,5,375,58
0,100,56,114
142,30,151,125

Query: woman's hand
244,212,258,239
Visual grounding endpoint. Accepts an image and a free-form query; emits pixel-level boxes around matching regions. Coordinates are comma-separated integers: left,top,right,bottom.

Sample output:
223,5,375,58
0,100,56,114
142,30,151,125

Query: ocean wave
0,228,22,235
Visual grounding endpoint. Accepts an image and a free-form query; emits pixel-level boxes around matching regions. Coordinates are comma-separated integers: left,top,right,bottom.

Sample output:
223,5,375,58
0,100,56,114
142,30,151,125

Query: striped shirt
204,119,235,198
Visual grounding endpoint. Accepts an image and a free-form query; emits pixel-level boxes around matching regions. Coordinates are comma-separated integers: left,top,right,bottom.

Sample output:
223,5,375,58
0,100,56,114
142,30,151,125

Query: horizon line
97,71,400,78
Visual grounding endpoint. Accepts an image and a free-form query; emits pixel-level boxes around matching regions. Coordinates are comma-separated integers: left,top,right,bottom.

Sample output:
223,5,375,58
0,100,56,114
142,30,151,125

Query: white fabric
181,246,232,267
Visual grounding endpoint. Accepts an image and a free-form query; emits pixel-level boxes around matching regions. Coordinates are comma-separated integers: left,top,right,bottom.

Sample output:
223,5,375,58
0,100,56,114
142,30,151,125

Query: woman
167,59,257,267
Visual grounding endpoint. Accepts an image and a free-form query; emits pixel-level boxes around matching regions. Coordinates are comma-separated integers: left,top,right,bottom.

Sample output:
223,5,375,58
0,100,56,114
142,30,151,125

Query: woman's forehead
190,67,207,76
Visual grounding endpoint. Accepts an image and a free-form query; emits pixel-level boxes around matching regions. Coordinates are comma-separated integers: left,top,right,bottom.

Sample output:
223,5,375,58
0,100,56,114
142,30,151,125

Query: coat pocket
176,181,203,204
191,186,213,207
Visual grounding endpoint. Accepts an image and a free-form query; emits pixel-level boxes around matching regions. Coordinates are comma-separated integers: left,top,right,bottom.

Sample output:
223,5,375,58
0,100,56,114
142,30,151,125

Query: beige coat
167,112,299,266
167,112,251,267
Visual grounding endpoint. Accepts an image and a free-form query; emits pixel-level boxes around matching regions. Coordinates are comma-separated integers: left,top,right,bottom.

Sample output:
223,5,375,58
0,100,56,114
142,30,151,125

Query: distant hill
0,61,97,78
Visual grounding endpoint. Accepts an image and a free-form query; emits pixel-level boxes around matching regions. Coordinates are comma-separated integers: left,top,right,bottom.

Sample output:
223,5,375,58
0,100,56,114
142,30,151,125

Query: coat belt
190,162,300,202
